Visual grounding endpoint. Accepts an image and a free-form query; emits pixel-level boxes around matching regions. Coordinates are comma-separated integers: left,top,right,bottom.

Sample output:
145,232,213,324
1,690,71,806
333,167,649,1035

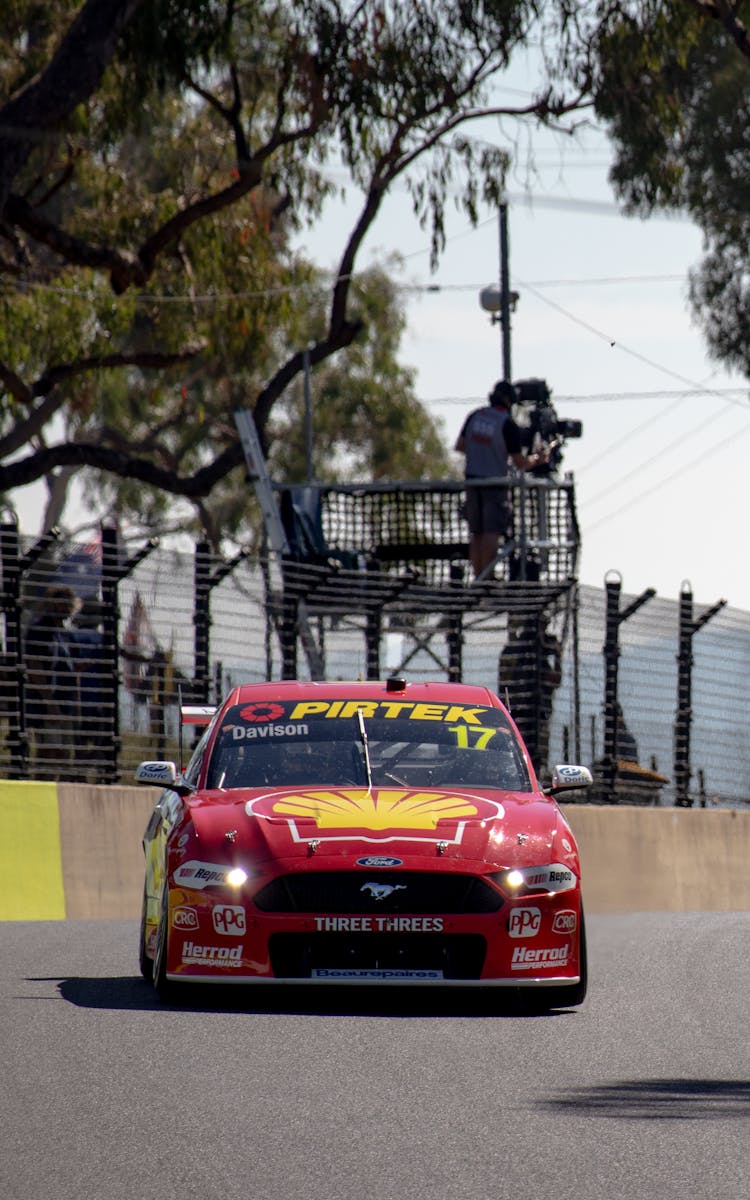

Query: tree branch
0,439,245,498
0,0,146,215
691,0,750,59
5,193,149,286
0,346,205,460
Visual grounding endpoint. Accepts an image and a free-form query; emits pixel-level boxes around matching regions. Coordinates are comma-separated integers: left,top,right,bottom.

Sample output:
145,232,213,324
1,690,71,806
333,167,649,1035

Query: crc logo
552,910,577,934
508,906,542,938
172,906,199,930
212,904,246,936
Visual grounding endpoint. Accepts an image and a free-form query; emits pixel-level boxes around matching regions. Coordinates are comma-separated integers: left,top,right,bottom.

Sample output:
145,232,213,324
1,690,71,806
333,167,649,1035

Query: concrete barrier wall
562,805,750,913
1,781,749,918
0,780,159,920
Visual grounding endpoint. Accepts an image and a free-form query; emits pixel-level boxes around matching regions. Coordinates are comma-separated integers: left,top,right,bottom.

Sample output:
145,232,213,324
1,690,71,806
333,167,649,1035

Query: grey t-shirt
460,405,522,477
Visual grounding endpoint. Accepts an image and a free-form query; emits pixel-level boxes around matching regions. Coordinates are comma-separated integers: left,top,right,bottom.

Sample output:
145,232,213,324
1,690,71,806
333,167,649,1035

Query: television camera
512,378,582,476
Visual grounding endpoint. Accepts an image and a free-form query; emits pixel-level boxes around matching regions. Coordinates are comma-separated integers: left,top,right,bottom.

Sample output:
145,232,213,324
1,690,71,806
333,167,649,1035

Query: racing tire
138,884,154,982
501,909,588,1015
533,908,588,1011
152,884,176,1003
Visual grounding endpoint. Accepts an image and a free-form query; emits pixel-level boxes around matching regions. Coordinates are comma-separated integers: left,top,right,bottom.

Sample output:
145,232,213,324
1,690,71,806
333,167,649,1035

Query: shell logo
248,788,501,832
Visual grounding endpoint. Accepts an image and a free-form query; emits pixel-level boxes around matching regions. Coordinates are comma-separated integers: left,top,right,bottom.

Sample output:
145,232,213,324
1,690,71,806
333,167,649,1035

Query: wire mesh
1,525,748,805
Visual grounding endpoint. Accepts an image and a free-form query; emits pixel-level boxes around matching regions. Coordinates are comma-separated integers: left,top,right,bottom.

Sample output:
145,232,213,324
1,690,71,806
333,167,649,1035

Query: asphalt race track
1,913,748,1200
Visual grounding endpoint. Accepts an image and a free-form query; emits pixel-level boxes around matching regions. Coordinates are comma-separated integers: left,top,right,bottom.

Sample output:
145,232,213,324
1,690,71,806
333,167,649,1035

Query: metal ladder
233,408,323,676
233,408,290,555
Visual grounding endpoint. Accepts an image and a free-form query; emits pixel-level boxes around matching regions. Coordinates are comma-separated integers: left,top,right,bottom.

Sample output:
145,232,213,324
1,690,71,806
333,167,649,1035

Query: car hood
184,784,576,872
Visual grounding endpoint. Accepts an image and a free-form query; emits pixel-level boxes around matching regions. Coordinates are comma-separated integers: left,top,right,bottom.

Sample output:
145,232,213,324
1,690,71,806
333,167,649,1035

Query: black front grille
269,932,486,979
253,871,503,914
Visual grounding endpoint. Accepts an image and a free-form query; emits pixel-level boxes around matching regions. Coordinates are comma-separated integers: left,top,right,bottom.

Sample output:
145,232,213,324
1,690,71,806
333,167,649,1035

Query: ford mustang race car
136,678,591,1007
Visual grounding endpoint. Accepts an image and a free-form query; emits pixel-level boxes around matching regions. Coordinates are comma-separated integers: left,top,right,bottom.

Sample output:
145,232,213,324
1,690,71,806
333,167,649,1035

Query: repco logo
212,905,246,936
552,910,577,934
508,906,542,938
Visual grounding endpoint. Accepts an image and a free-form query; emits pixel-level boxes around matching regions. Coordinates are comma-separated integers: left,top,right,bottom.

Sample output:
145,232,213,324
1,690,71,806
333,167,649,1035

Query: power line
584,418,750,534
581,400,739,506
426,387,749,405
8,268,689,306
519,280,750,410
403,273,686,291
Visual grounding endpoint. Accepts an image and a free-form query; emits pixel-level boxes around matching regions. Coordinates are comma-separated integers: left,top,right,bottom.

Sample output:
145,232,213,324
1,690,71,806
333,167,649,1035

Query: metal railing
1,508,746,806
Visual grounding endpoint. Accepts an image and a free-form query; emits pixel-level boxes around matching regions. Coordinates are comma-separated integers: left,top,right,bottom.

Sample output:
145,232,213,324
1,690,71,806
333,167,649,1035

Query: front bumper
159,883,583,988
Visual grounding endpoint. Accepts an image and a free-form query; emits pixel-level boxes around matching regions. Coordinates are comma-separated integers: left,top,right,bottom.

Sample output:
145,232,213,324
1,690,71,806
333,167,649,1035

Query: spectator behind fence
25,584,80,777
454,380,550,578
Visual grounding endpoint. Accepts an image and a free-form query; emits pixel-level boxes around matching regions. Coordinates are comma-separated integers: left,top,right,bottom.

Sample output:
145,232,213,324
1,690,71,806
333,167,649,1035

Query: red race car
136,678,592,1007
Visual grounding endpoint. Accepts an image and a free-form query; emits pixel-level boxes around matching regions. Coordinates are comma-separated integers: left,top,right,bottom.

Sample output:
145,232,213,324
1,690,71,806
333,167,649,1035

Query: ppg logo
508,906,542,938
552,910,577,934
212,904,246,936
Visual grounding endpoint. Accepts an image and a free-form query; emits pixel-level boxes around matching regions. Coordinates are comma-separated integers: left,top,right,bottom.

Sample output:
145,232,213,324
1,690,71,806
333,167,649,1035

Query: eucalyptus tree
0,0,593,540
591,0,750,377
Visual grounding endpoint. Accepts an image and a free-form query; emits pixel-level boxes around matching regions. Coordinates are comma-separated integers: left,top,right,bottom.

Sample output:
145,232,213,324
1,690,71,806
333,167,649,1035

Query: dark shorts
464,483,511,536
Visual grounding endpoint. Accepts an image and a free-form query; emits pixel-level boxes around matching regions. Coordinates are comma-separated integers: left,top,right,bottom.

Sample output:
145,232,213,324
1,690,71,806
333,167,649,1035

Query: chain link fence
1,517,747,806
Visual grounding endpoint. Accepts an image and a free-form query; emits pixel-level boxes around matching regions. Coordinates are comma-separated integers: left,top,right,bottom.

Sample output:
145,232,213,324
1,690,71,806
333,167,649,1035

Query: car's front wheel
138,884,154,982
152,884,175,1002
500,909,588,1015
533,909,588,1011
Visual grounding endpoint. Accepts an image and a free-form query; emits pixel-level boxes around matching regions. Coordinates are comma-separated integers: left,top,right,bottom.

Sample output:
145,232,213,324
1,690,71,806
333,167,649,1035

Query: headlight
493,863,577,896
226,867,248,887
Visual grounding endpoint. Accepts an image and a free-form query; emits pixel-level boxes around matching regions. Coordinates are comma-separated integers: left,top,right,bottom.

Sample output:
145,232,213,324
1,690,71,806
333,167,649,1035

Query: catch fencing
0,515,747,807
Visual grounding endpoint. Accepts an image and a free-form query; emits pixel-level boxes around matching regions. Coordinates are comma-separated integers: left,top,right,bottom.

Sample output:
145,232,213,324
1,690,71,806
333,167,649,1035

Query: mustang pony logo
246,788,504,844
361,882,407,900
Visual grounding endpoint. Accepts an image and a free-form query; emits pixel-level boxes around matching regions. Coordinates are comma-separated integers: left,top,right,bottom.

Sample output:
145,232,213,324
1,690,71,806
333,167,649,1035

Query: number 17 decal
448,724,496,749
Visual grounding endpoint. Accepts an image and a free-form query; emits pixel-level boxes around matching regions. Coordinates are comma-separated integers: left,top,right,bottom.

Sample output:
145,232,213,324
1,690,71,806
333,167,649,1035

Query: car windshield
204,699,532,792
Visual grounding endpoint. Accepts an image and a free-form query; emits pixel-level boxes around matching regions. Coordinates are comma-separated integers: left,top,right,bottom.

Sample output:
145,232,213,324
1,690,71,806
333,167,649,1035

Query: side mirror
544,764,593,796
135,761,194,795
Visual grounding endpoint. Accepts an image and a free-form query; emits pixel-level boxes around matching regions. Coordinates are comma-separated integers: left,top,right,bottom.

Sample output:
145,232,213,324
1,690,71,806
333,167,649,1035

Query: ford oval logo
356,856,403,868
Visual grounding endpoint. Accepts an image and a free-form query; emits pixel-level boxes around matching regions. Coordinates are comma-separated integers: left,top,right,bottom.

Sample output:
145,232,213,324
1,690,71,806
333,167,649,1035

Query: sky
296,117,749,613
9,70,750,613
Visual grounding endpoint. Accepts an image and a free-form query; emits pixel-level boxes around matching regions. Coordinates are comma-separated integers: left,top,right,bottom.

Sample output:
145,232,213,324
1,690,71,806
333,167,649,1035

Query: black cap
489,380,516,407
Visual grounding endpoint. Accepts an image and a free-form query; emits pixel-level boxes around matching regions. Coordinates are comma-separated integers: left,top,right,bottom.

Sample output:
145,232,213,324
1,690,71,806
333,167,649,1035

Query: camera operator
454,379,550,578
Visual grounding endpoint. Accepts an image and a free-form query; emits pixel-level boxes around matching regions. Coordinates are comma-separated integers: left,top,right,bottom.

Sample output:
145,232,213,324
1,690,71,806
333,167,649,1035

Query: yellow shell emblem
267,788,480,831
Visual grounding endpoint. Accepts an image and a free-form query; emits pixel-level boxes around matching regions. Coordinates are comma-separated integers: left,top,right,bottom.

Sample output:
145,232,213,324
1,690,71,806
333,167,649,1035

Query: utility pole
499,202,512,382
479,199,517,380
303,346,313,484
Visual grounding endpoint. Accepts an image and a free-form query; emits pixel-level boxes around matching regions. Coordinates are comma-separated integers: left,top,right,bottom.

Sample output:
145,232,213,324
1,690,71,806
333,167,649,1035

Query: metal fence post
193,541,211,704
9,524,62,779
365,609,381,679
601,573,656,802
100,526,122,784
193,542,252,700
673,582,726,807
446,562,463,683
0,515,25,776
101,526,159,782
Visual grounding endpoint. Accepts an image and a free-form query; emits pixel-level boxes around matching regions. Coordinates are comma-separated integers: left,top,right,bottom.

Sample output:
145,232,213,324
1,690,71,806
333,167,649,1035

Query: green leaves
592,1,750,374
0,0,594,541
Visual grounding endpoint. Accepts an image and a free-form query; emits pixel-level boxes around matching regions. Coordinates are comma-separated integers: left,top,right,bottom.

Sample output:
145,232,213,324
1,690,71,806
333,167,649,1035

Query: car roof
224,679,501,708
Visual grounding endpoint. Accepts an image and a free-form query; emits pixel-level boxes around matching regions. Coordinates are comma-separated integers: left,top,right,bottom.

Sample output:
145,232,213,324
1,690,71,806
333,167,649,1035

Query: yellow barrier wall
0,781,66,919
1,782,749,918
